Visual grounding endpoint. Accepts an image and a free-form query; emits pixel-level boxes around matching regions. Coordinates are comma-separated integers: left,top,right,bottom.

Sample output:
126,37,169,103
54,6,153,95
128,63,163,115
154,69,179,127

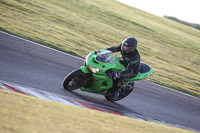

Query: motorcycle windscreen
96,51,116,64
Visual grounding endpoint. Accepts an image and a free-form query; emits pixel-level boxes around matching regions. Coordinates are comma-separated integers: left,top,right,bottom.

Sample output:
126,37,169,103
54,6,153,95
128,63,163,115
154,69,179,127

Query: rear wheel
63,69,92,91
105,81,134,102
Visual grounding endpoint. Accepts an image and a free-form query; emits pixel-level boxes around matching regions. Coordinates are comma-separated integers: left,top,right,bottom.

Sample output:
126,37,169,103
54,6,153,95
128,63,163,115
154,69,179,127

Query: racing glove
111,71,121,79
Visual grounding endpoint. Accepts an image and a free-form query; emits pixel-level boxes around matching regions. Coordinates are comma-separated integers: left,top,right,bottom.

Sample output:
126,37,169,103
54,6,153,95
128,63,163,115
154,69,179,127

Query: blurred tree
165,16,200,30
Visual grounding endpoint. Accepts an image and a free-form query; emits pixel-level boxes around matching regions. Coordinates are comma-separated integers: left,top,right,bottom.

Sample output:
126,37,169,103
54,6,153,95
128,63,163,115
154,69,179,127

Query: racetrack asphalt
0,31,200,131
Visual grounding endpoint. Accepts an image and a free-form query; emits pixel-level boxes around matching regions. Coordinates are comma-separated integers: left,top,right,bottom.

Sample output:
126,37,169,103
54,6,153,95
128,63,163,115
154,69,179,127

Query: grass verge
0,89,197,133
0,0,200,97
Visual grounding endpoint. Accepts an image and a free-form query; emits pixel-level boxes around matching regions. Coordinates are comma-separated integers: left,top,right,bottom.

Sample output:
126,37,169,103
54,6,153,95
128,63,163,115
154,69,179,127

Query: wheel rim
67,80,79,90
108,81,134,101
67,76,82,90
67,74,92,90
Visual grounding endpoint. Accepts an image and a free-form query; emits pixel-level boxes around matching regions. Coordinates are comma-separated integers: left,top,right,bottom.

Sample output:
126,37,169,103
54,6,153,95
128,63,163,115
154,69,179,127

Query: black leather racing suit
106,43,141,82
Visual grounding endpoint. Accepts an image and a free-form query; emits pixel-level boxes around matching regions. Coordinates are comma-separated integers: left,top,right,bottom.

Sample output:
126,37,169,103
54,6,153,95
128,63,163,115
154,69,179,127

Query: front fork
80,66,114,94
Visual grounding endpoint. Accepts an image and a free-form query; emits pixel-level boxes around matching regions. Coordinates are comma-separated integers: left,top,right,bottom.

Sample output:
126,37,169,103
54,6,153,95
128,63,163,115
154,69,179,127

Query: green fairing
80,66,90,73
130,67,153,81
80,50,153,95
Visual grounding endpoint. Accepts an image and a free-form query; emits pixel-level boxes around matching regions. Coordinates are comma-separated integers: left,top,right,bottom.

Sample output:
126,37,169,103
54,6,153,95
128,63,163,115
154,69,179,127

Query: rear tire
105,81,134,102
63,68,91,91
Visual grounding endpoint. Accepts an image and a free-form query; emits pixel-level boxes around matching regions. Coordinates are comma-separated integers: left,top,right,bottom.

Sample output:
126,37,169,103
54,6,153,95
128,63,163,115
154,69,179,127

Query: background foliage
165,16,200,30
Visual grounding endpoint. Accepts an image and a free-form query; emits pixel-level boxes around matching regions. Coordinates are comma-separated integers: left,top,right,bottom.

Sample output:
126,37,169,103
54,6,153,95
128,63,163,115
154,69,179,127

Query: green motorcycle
63,50,153,101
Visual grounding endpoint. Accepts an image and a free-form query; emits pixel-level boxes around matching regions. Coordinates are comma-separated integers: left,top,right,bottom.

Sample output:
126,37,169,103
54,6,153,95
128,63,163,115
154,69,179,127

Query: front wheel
63,68,92,91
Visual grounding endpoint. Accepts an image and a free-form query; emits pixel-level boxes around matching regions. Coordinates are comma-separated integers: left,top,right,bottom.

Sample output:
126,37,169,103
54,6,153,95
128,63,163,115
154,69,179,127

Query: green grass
0,89,198,133
0,0,200,97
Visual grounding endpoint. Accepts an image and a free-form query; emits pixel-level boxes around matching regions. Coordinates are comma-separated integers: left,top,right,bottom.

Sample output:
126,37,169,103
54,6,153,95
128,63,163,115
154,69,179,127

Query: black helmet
121,37,138,53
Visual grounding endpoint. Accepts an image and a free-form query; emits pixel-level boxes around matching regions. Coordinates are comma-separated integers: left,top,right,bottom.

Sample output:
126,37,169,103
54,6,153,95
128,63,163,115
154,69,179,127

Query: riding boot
111,81,122,100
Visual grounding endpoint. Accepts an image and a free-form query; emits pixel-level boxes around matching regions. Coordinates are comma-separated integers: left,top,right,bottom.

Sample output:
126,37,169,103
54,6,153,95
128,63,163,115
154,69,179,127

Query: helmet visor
123,45,135,53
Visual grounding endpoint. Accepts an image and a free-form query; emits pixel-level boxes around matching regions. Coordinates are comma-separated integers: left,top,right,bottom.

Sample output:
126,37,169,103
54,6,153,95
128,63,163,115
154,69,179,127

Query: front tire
63,68,91,91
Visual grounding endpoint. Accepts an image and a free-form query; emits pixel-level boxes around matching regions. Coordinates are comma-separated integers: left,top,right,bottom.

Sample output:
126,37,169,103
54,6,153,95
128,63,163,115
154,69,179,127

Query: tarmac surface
0,31,199,131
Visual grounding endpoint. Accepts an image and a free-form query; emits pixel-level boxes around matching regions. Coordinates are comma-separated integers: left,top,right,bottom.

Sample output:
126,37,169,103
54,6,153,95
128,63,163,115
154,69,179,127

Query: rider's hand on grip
111,71,121,79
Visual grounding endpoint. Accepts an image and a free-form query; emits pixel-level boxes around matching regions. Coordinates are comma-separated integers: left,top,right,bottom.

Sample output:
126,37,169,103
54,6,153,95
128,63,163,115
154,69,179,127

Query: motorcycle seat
140,63,150,73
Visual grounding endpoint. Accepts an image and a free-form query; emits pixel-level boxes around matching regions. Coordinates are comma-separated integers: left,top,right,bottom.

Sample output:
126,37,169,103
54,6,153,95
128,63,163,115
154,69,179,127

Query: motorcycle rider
106,37,141,94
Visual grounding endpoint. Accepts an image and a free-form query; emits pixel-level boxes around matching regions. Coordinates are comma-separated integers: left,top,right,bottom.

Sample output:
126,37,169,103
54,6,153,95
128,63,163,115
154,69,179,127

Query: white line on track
143,80,199,100
0,30,199,100
0,31,84,60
